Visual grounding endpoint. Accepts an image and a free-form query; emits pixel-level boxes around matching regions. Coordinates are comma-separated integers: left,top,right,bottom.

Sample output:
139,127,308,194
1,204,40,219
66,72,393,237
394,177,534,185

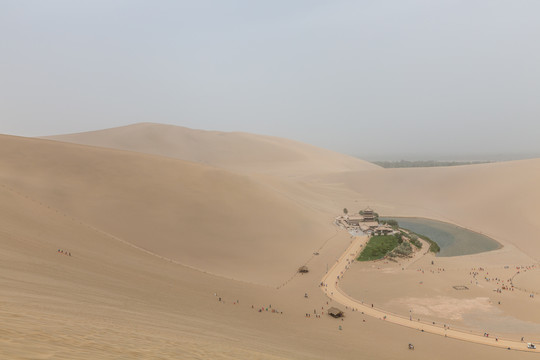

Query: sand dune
43,122,379,176
3,125,540,359
0,179,525,360
0,179,329,359
0,134,336,286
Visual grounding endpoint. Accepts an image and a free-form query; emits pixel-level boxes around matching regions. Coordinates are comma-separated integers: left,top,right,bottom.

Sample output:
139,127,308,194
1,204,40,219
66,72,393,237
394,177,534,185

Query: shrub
383,219,399,228
410,238,422,248
400,228,440,254
391,242,413,257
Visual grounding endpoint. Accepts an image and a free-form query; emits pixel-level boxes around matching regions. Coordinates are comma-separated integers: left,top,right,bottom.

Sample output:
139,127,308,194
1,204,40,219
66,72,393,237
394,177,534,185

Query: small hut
298,265,309,274
327,307,344,318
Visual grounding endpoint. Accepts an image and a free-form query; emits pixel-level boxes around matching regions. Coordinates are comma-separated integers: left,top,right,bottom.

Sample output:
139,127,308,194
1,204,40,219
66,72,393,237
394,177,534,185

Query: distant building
345,215,363,226
360,222,380,233
336,207,381,235
361,207,377,222
374,224,394,235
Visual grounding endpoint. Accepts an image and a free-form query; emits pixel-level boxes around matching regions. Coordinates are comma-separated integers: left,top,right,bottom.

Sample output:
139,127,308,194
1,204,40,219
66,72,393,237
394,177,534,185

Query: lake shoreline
380,216,503,257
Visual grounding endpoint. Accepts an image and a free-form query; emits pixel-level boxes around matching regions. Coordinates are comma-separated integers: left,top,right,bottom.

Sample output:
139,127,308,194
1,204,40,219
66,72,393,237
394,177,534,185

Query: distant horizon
361,152,540,162
5,118,540,163
2,120,540,163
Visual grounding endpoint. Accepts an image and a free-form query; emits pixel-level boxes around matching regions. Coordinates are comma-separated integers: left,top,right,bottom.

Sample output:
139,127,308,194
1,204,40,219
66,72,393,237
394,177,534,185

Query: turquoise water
381,217,501,257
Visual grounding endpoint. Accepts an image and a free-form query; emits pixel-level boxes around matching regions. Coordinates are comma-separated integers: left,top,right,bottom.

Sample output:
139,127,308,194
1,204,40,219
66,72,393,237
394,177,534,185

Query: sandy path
321,235,537,353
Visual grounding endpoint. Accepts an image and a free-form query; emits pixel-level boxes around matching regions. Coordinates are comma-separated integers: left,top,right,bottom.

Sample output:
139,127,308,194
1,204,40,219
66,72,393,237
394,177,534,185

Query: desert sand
326,235,538,351
43,123,379,176
1,123,539,359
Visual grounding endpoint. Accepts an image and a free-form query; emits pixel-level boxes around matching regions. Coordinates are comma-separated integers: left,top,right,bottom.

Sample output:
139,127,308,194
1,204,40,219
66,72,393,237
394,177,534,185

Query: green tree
343,208,348,215
385,219,399,228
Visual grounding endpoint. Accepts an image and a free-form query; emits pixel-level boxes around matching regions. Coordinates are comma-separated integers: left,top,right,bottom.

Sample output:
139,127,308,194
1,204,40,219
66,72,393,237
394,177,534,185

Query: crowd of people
214,292,284,315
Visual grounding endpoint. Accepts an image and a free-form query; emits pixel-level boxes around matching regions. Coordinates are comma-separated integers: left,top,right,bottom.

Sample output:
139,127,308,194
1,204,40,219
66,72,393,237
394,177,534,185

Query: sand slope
43,123,379,176
0,179,527,360
4,125,540,359
0,179,329,359
0,134,336,286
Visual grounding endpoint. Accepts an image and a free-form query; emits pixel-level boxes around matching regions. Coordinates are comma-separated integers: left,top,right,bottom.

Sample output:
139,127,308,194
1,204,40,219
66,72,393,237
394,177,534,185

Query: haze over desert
2,1,540,359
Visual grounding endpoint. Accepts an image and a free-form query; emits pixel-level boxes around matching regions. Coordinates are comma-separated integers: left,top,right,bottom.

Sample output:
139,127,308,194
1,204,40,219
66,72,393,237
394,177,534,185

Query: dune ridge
43,122,380,176
0,134,336,286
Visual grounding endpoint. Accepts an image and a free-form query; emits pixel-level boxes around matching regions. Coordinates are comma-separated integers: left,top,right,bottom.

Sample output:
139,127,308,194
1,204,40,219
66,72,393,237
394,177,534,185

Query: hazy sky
1,1,540,159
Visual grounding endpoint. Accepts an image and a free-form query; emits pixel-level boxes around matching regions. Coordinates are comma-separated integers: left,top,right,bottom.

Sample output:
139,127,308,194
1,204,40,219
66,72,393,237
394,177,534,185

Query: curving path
320,235,537,352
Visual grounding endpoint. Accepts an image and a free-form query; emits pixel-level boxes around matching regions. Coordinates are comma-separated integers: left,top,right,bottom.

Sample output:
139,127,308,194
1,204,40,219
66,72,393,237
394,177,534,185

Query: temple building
361,207,377,222
345,215,363,226
373,224,394,235
335,206,381,234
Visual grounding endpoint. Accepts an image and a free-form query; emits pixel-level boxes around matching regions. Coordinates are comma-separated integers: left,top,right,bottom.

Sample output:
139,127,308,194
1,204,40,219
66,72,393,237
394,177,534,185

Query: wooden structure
345,215,363,226
327,307,344,318
374,224,394,235
361,207,377,222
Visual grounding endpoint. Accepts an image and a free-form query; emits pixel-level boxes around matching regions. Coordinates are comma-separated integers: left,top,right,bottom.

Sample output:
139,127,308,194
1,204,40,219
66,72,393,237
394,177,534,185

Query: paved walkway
320,235,537,352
